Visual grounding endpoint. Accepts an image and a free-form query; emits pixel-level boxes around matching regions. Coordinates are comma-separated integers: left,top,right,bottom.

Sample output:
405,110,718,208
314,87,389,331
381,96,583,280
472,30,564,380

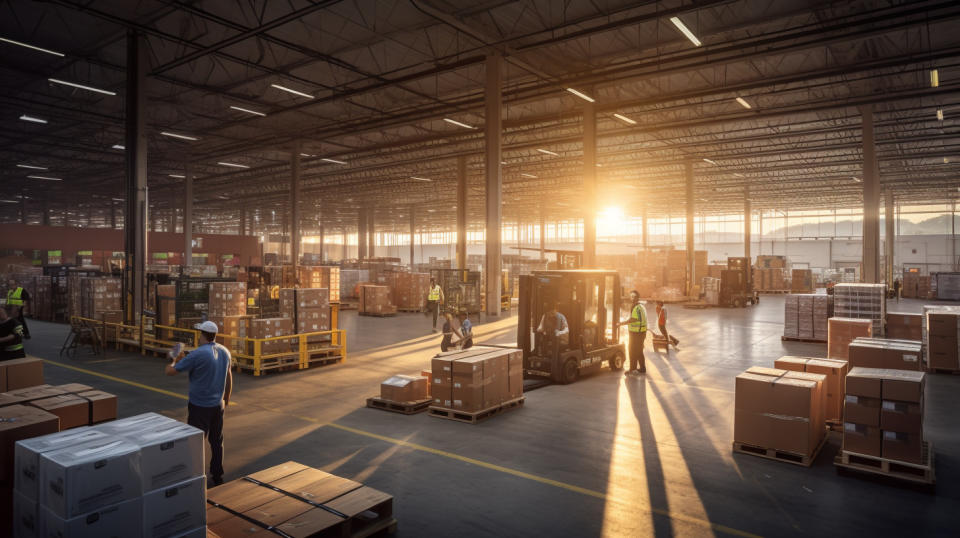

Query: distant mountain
768,214,958,237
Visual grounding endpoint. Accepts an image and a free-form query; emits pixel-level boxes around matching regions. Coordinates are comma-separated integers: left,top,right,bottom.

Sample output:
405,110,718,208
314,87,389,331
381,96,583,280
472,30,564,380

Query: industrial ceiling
1,0,959,236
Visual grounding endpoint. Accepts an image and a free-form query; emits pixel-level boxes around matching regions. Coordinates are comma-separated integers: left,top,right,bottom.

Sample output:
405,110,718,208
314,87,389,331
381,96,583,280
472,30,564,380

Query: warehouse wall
0,224,260,265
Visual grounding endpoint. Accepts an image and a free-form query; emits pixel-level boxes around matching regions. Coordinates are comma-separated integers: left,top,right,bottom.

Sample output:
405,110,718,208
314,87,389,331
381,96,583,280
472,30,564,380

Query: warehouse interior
1,1,959,537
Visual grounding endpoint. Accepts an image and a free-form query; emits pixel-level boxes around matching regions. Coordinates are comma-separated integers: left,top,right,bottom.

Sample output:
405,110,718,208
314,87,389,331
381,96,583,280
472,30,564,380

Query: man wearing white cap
166,320,233,486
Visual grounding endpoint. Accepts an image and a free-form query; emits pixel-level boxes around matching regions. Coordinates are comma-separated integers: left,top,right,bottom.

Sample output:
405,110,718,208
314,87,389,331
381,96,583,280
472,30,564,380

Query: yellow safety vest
629,303,647,333
428,285,441,301
6,287,24,306
4,323,23,352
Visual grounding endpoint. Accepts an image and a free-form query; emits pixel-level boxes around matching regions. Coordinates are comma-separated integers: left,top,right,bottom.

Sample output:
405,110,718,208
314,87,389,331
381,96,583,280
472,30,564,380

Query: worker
440,311,461,352
620,290,648,375
166,320,233,487
0,306,26,361
536,303,569,359
457,310,474,349
426,278,445,332
655,301,680,349
893,278,902,303
6,278,30,340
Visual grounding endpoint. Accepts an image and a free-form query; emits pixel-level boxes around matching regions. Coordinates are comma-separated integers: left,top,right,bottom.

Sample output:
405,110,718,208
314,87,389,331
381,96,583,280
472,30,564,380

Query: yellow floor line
41,358,760,538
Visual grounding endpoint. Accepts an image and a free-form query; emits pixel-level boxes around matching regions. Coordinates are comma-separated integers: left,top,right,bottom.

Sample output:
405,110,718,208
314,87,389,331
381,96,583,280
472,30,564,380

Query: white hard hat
195,320,219,334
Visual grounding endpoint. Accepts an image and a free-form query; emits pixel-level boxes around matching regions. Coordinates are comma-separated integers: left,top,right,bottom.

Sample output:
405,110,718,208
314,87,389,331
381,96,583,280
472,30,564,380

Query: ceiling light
169,174,185,179
411,176,432,181
17,164,47,170
321,158,347,165
521,173,538,178
537,148,559,156
160,131,198,141
27,175,62,181
734,173,745,178
443,118,475,129
736,97,752,109
613,113,637,125
0,200,18,203
299,153,314,158
271,83,314,99
931,69,939,88
944,157,950,164
218,162,250,169
48,78,116,96
670,16,702,47
936,108,944,121
0,37,64,57
112,144,125,150
19,114,47,124
230,105,266,117
852,177,862,182
703,158,717,165
565,88,595,103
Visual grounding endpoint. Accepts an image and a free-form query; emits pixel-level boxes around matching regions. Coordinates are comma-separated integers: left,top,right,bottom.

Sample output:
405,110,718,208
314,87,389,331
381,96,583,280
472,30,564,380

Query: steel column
357,209,367,260
239,205,246,236
291,142,301,268
409,206,416,268
685,162,695,296
539,210,546,260
861,105,881,283
744,187,752,262
367,209,376,259
885,190,894,284
457,155,468,270
583,100,597,268
123,31,148,324
184,163,193,266
484,54,502,316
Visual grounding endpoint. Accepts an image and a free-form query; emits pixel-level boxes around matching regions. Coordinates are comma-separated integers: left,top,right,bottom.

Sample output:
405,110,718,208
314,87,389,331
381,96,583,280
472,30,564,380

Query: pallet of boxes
280,287,343,369
367,374,432,414
923,305,960,373
207,281,250,355
428,347,525,424
359,285,397,316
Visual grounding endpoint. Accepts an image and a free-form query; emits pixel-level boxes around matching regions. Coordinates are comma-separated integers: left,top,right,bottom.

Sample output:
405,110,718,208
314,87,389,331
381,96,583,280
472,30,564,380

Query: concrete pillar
484,54,502,315
457,155,467,270
357,209,367,260
685,162,695,296
583,100,597,268
885,191,894,284
861,105,880,283
184,163,193,266
291,141,301,268
124,30,148,323
409,206,416,268
744,187,752,262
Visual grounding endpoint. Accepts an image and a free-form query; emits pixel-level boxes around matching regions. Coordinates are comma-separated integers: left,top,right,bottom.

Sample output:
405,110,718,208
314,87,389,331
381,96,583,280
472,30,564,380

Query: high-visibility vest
4,323,23,353
428,285,441,301
6,287,24,306
628,303,647,333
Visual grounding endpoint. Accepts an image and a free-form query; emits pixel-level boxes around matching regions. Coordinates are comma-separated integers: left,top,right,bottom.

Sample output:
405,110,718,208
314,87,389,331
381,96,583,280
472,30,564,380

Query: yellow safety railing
216,329,346,376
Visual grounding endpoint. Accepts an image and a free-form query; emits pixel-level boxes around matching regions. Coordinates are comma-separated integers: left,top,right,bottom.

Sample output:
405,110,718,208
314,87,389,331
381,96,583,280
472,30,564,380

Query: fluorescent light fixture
299,153,314,157
613,113,637,125
230,105,266,117
0,37,64,57
565,88,595,103
27,175,62,181
736,97,752,109
48,78,116,96
703,158,717,165
936,108,944,121
521,173,538,178
931,69,939,88
443,118,475,129
17,164,47,170
411,176,432,181
160,131,199,141
112,144,125,150
169,174,186,179
734,173,745,178
321,158,347,165
217,161,250,169
537,148,559,156
111,198,124,201
852,177,862,182
19,114,47,124
0,200,18,203
270,83,314,99
670,16,702,47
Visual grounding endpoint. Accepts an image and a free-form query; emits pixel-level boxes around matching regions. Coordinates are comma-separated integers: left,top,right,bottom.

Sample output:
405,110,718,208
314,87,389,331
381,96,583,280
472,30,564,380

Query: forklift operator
536,303,569,359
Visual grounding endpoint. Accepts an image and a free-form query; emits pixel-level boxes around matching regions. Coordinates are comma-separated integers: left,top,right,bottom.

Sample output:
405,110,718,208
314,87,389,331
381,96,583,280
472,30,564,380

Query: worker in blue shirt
457,310,474,349
536,303,569,359
166,320,233,487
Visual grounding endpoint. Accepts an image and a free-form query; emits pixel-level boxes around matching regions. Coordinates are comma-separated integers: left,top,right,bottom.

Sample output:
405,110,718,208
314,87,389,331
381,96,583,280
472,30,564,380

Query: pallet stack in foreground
774,357,849,425
429,347,525,423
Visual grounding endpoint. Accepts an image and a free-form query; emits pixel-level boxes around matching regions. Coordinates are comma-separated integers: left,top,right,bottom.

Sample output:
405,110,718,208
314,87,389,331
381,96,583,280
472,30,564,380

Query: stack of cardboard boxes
360,285,396,315
430,347,524,413
848,338,923,371
827,317,873,359
12,413,206,537
80,277,122,320
885,312,923,340
843,368,925,464
790,269,814,293
774,357,849,424
280,288,331,340
783,294,832,340
380,375,429,402
389,272,430,311
297,266,340,302
733,366,826,457
339,269,369,300
207,282,249,351
923,306,960,371
248,317,295,355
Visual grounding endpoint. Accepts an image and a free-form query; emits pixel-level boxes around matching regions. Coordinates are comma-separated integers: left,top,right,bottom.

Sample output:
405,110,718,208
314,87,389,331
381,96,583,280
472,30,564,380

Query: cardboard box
882,431,923,464
207,282,247,317
827,317,873,359
15,428,110,501
40,497,142,538
2,385,66,407
843,422,881,456
142,476,206,538
886,312,923,341
1,357,44,391
881,369,925,403
29,395,89,430
13,489,38,538
845,367,884,399
507,350,524,400
39,437,142,518
734,367,825,455
76,390,118,424
927,310,960,337
420,370,432,397
54,383,93,394
452,356,486,411
483,352,509,408
881,400,923,433
774,356,848,422
380,375,428,402
848,338,922,371
843,395,881,426
1,405,59,485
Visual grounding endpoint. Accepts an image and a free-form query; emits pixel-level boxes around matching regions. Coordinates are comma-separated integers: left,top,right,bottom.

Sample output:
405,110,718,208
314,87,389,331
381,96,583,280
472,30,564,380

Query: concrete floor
22,296,960,537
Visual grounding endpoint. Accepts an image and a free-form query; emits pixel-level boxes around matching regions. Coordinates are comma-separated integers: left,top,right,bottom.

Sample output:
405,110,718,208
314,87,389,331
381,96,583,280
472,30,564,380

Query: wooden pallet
834,442,934,485
927,367,960,375
366,396,433,415
338,302,358,310
358,311,397,317
396,307,423,313
781,335,827,343
428,396,525,424
732,433,827,467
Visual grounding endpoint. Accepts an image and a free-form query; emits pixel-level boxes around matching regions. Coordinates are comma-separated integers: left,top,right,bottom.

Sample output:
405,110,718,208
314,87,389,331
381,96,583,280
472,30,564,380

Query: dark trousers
629,331,646,372
427,300,439,328
659,324,678,345
187,402,224,481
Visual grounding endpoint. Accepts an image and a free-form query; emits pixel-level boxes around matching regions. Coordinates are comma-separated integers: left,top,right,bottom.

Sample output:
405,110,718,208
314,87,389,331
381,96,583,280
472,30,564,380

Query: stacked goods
380,375,429,402
708,264,726,279
1,405,59,532
886,312,923,341
248,317,294,355
733,366,826,458
207,461,394,538
360,285,396,315
783,294,832,340
156,284,176,327
1,383,119,427
756,255,787,269
917,275,932,299
833,283,886,336
265,266,296,289
207,282,246,317
827,318,873,360
901,272,920,298
756,268,788,291
666,249,686,290
11,413,206,537
430,347,524,412
280,288,331,338
843,368,925,463
80,277,122,319
923,306,960,371
340,269,369,299
702,277,720,305
848,338,923,371
791,269,814,293
774,356,849,423
783,295,800,339
297,266,340,302
390,272,430,310
935,272,960,300
0,357,44,391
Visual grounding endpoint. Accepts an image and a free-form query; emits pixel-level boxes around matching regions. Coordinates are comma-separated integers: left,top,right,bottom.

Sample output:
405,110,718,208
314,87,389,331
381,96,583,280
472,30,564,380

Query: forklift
517,270,626,384
719,257,759,307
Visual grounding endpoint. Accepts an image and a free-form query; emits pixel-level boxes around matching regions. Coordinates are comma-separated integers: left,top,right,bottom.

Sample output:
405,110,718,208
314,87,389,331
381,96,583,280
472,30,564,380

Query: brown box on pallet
0,358,43,392
1,385,66,408
843,422,881,457
845,367,884,398
54,383,93,394
927,311,960,337
208,315,246,336
848,338,922,371
421,370,432,397
249,318,294,355
880,400,922,434
28,394,88,430
506,350,524,400
927,335,959,369
0,405,59,484
774,356,848,422
452,356,486,411
734,367,825,456
76,390,118,423
886,313,923,341
431,357,455,408
843,395,881,426
881,369,924,403
380,375,428,402
827,317,873,360
360,285,395,315
484,352,509,408
882,431,923,464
